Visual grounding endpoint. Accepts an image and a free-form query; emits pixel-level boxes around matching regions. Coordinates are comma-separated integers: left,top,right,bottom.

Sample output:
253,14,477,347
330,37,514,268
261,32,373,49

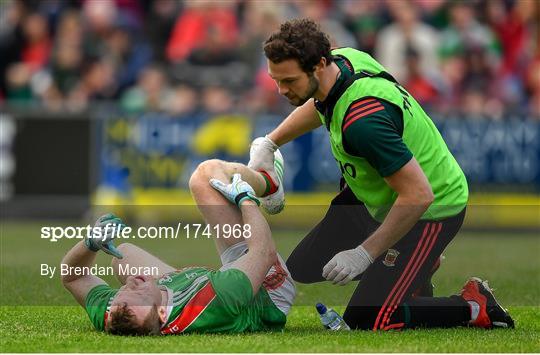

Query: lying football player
61,155,295,335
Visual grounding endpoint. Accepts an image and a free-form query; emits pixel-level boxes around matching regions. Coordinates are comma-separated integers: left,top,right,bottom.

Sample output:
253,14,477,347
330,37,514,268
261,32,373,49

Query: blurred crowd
1,0,539,118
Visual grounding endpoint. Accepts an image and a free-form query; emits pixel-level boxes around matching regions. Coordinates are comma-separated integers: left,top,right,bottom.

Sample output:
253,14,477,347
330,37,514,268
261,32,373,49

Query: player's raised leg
191,159,295,314
189,159,268,254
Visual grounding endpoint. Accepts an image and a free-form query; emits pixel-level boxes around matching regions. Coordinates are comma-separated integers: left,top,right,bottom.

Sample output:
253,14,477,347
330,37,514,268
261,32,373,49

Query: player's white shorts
219,241,296,315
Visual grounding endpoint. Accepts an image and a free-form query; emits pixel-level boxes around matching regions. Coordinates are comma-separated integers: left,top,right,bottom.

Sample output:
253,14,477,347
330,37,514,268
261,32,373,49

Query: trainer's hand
322,246,373,285
210,173,260,206
248,136,278,174
84,213,124,259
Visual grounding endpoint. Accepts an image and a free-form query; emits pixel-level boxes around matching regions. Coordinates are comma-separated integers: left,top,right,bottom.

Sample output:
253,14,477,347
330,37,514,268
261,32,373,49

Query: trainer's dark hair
106,303,161,336
263,18,333,73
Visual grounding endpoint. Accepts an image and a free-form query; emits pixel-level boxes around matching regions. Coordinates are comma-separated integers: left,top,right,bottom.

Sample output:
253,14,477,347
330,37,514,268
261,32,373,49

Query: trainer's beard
288,74,319,106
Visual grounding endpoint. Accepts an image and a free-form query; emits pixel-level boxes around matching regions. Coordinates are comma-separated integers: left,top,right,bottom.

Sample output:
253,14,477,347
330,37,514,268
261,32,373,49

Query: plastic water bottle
316,303,351,331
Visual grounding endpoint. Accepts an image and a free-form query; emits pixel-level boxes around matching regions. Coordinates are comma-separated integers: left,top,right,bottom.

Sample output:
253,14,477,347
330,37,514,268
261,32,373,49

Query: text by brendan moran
40,263,159,279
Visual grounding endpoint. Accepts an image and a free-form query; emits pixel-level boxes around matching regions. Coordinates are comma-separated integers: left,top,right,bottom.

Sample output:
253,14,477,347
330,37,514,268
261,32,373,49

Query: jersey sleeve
85,285,118,331
342,98,413,177
209,269,253,316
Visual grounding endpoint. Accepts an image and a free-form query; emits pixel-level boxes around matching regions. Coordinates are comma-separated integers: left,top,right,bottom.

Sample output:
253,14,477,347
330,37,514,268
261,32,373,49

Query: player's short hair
263,18,333,73
105,303,161,336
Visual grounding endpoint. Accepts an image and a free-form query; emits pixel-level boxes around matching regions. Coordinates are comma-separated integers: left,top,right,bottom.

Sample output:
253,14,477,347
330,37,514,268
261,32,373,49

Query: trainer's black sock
403,295,470,328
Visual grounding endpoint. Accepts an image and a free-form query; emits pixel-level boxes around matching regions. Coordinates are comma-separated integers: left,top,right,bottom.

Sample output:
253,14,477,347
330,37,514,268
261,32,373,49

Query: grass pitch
1,220,539,352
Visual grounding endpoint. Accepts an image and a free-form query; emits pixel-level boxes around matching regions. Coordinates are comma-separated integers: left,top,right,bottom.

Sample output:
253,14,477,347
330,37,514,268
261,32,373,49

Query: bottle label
329,318,342,330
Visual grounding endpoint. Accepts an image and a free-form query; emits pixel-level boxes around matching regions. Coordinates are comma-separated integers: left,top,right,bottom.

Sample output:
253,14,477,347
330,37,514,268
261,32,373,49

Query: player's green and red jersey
315,47,468,222
85,267,286,334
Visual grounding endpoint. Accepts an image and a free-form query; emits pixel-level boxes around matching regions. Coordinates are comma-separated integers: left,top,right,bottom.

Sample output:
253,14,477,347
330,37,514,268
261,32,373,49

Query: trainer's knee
189,159,225,194
285,253,320,284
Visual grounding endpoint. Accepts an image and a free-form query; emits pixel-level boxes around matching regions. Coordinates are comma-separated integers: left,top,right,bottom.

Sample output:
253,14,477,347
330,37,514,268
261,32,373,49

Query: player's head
263,18,333,106
105,275,167,335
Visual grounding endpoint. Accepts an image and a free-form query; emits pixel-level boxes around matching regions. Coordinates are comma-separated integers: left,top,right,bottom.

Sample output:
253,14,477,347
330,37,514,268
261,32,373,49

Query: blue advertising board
100,113,540,193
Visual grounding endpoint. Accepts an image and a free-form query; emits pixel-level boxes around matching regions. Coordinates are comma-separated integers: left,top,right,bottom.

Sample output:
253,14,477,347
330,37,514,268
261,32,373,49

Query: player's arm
229,199,277,295
62,214,125,306
61,241,107,306
209,174,277,295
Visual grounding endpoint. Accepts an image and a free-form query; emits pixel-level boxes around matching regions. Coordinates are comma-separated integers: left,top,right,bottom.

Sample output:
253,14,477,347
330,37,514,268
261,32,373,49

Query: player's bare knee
188,166,205,194
190,159,225,192
200,159,225,176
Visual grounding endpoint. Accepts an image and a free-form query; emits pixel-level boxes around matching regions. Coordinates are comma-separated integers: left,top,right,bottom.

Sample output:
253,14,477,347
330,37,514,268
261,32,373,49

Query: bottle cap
316,303,327,315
